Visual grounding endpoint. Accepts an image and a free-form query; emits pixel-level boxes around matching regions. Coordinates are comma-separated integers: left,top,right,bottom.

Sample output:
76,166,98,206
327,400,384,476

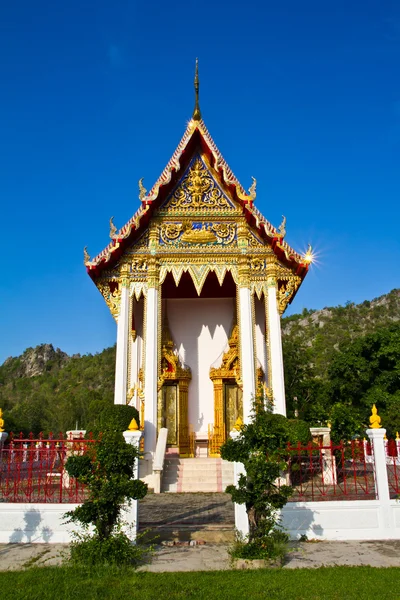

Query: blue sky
1,0,399,363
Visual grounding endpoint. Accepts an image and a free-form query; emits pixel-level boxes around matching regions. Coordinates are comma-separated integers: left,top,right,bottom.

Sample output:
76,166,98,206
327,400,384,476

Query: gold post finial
369,404,382,429
233,416,243,431
0,409,5,432
128,418,139,431
192,58,201,121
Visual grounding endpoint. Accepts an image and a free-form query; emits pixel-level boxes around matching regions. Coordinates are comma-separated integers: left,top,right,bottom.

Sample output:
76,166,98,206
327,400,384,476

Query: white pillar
367,428,390,502
230,428,249,537
144,286,159,455
114,282,130,405
267,281,286,416
123,429,142,541
238,286,256,424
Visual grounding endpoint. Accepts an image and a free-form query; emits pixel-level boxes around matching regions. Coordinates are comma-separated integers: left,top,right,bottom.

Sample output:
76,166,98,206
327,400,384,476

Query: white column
123,429,142,541
367,428,390,502
230,428,249,537
238,286,256,424
114,282,130,405
267,281,286,416
144,286,159,455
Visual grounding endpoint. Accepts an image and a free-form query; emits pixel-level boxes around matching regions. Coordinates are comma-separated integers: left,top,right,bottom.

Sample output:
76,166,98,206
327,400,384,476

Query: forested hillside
282,288,400,438
1,288,399,438
0,344,116,434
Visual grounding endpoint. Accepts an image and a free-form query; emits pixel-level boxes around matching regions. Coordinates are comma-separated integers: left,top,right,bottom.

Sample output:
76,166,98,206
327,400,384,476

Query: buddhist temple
85,62,311,487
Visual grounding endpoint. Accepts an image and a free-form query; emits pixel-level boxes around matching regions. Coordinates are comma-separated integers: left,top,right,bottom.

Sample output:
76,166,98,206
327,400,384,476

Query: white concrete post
367,428,390,502
114,276,130,405
266,281,286,416
238,286,256,424
144,268,159,456
367,428,393,534
230,428,249,537
123,429,143,541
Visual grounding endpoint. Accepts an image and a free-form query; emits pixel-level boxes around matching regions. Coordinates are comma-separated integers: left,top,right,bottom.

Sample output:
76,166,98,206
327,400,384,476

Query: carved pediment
157,155,239,216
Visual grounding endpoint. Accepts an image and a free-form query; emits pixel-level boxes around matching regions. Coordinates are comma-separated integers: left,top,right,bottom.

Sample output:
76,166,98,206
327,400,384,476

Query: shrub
220,397,294,562
64,427,147,565
90,404,140,437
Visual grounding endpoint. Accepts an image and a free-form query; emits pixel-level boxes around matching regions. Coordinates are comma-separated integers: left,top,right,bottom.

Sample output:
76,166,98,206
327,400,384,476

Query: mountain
0,345,116,435
282,288,400,381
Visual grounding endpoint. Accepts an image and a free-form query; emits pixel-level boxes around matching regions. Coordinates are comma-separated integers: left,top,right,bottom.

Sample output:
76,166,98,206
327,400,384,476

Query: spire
192,58,201,121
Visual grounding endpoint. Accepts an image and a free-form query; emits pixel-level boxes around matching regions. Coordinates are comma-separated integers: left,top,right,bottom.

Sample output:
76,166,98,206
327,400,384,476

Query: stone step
138,525,235,544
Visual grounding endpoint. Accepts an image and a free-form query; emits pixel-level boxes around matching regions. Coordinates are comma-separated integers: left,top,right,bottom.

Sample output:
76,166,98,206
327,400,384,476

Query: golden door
224,383,243,438
163,384,178,445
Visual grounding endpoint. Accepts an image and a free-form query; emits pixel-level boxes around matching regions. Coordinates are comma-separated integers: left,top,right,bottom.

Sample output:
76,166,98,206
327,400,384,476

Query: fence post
123,428,143,541
230,428,249,537
366,428,390,502
366,427,393,536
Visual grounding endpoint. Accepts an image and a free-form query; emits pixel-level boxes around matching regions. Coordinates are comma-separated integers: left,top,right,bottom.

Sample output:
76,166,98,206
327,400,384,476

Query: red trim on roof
86,119,308,281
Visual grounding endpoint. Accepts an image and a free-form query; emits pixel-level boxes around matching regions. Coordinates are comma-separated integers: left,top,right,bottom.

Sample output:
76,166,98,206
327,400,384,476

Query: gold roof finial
369,404,382,429
192,58,201,121
109,216,117,238
248,177,257,200
138,178,147,202
278,215,286,238
83,246,90,265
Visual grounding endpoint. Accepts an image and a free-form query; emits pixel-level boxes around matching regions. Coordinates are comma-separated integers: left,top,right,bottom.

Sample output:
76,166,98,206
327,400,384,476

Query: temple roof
85,115,310,280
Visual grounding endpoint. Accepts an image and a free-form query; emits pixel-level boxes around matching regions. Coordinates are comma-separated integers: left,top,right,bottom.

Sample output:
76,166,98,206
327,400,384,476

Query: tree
220,399,310,559
64,426,147,565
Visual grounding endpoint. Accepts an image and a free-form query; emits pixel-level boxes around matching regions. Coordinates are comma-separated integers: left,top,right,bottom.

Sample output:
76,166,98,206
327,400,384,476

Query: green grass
1,566,400,600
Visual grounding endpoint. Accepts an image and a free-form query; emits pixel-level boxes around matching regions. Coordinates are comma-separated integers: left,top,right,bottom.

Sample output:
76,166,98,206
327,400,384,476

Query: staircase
138,492,235,543
161,456,234,493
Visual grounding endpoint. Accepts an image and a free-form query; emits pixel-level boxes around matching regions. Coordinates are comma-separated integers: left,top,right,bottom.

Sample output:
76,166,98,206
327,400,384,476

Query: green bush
220,397,293,561
64,426,147,566
69,531,149,567
90,404,140,437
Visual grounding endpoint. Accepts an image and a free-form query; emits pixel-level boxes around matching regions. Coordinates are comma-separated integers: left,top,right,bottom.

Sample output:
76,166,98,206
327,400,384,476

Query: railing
0,432,98,503
383,438,400,498
278,440,375,502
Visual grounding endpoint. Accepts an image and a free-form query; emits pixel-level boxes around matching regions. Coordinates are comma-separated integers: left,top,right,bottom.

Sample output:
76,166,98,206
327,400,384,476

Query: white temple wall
130,297,144,411
166,298,234,436
254,296,267,382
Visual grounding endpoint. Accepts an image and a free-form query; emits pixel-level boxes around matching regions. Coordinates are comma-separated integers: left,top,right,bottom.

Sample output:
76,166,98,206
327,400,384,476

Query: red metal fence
384,438,400,498
0,433,98,503
277,440,376,502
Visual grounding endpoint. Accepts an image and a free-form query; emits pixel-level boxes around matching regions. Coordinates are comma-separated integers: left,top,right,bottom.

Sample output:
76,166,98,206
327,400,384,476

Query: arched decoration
159,262,239,296
209,325,241,456
209,325,263,456
157,316,192,456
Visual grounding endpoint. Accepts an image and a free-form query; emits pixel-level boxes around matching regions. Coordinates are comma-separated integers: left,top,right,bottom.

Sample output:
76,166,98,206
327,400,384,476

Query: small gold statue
0,409,5,432
369,404,381,429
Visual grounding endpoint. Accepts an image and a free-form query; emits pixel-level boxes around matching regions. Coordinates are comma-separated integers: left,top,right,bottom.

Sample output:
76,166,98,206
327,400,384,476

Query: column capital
147,257,159,289
265,256,278,286
366,428,387,440
238,256,250,288
120,263,131,288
